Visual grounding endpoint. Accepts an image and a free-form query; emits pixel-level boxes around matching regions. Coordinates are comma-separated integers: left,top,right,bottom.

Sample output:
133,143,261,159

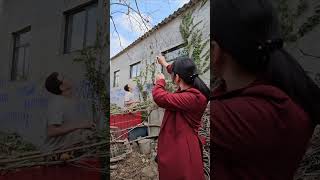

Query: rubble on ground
295,126,320,180
110,147,158,180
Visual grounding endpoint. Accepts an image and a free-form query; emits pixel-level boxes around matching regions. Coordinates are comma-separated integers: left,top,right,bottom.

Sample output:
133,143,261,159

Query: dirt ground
110,150,158,180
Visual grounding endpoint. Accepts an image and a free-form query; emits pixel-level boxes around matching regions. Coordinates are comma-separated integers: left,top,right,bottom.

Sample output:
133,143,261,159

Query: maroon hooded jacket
211,80,314,180
152,65,207,180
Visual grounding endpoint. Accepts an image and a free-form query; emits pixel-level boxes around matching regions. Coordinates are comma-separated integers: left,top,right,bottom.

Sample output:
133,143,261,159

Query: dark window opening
114,70,120,87
130,62,141,79
161,44,187,78
11,26,31,81
64,1,98,53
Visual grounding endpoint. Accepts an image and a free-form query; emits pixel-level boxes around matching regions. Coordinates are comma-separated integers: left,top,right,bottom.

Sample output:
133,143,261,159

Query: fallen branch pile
0,132,37,157
110,100,157,115
0,131,109,174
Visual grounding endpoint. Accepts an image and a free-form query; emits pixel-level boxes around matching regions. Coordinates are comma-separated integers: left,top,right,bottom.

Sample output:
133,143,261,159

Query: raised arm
152,79,195,111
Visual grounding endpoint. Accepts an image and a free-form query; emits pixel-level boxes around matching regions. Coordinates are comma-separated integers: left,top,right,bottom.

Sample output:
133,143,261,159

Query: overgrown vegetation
73,24,110,178
277,0,320,43
0,132,37,156
180,12,210,75
73,27,108,115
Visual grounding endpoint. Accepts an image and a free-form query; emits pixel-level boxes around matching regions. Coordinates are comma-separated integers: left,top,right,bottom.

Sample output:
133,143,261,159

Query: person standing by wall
152,55,210,180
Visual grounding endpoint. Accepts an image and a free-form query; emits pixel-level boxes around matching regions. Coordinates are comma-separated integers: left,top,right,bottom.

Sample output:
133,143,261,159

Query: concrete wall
284,0,320,85
0,0,105,83
110,1,210,107
0,0,105,146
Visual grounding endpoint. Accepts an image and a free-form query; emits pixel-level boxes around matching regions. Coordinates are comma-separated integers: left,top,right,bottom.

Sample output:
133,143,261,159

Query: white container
138,139,151,154
149,126,160,137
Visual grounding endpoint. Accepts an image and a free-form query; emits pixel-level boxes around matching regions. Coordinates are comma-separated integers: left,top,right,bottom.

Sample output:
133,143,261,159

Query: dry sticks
0,140,108,172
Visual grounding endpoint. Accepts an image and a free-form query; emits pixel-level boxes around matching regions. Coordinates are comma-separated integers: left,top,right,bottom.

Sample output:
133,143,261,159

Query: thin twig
0,141,107,165
110,15,124,50
0,150,41,160
134,0,150,31
110,2,150,23
0,153,92,171
299,48,320,59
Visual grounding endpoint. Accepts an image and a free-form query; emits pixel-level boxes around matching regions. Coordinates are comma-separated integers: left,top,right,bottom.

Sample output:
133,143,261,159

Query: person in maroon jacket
152,55,210,180
211,0,320,179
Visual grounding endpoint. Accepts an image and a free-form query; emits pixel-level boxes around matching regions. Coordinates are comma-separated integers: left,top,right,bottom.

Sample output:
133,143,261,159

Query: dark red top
152,65,208,180
211,80,314,180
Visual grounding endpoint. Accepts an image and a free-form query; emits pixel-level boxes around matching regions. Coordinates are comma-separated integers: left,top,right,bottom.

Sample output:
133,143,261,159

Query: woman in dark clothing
211,0,320,179
152,55,210,180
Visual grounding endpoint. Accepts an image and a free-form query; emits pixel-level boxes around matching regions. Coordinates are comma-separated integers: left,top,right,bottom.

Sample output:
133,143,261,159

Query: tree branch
299,48,320,59
134,0,150,31
110,15,124,50
110,2,150,24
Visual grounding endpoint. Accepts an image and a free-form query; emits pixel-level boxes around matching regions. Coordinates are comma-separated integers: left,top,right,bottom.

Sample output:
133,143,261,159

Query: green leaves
180,12,210,75
298,14,320,37
295,0,308,17
0,132,37,156
73,44,109,113
277,0,320,42
132,62,156,102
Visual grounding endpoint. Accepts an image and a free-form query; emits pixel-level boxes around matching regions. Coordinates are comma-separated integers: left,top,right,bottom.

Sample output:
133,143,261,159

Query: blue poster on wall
0,78,96,147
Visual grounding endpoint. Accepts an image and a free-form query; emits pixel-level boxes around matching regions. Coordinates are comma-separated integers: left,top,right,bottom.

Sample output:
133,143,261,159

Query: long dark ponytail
212,0,320,125
172,57,211,100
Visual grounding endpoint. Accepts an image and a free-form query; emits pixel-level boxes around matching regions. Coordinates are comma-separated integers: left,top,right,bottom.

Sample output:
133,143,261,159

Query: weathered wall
284,0,320,86
0,0,105,146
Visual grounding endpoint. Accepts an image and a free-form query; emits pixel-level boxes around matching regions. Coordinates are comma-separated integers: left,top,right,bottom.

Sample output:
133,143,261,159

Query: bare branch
299,48,320,59
110,2,150,25
110,15,124,50
134,0,150,31
110,11,145,30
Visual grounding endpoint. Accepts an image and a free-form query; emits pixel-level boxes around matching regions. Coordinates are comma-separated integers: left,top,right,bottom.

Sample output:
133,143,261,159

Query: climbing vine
132,62,155,102
180,11,210,75
73,26,109,117
277,0,320,42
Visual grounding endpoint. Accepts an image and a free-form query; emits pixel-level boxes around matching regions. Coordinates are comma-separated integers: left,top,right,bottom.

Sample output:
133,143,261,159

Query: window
64,1,98,53
11,26,31,81
161,44,187,78
113,70,120,87
130,62,141,79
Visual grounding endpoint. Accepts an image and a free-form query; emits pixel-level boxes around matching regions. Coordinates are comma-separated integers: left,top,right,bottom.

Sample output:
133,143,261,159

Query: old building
0,0,106,146
110,0,210,107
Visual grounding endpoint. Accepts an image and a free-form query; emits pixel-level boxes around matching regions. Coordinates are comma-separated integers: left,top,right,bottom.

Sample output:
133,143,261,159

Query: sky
110,0,190,58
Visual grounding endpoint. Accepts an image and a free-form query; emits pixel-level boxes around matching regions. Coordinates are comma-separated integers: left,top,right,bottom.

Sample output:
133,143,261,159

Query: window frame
130,61,141,79
63,0,98,53
11,26,31,81
161,43,187,76
113,70,120,87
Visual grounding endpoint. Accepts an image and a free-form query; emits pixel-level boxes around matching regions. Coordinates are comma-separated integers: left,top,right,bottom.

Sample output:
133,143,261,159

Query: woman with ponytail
152,55,210,180
211,0,320,179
